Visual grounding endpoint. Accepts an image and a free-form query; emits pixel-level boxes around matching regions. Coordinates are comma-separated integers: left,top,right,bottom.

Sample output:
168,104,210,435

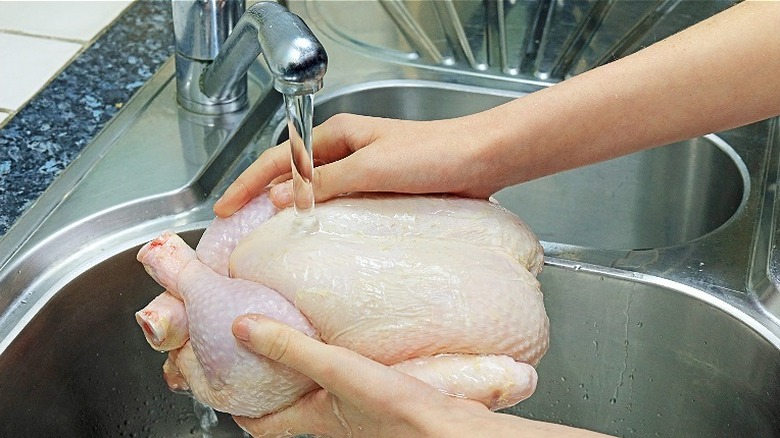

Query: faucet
172,0,328,115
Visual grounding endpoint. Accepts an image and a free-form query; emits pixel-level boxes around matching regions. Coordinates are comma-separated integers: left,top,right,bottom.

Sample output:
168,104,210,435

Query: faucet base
174,55,248,115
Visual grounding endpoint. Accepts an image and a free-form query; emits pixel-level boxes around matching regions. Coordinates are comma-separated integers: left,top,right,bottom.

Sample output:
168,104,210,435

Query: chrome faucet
172,0,328,114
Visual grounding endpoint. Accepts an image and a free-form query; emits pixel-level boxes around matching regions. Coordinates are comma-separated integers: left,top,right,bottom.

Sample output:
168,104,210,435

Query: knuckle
263,325,294,363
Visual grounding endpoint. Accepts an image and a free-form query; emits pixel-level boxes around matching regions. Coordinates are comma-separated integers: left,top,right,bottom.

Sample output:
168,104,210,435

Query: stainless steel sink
516,263,780,436
1,1,780,437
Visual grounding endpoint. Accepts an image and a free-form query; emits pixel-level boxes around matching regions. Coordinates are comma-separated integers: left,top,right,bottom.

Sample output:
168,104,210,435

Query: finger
311,148,380,200
214,143,291,217
232,314,403,404
308,113,377,163
266,162,360,209
233,389,342,438
217,113,384,214
268,172,292,185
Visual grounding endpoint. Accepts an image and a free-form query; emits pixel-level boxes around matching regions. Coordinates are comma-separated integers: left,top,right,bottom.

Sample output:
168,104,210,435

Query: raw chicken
136,194,549,418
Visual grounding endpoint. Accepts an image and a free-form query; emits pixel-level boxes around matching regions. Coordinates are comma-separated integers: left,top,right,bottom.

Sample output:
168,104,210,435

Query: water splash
192,399,218,438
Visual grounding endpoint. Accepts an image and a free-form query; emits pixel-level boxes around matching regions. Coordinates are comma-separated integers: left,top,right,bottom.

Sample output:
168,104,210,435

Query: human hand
214,113,511,217
230,314,521,438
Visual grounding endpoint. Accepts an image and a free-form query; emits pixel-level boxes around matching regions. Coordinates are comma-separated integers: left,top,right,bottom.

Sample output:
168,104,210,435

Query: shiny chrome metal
522,0,553,71
512,260,780,437
1,2,779,436
204,1,327,97
431,0,483,70
173,0,328,113
173,0,246,114
591,0,683,69
550,0,615,79
758,117,780,321
312,0,732,80
379,0,450,65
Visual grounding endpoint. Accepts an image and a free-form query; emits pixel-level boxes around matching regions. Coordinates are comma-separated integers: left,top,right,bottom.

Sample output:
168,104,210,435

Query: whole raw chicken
136,193,549,418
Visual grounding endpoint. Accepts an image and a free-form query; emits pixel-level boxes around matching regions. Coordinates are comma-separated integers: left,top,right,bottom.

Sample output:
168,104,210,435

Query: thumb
232,314,404,404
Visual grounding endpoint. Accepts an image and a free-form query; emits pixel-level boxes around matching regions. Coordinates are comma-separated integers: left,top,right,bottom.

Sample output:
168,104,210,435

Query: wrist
466,99,540,192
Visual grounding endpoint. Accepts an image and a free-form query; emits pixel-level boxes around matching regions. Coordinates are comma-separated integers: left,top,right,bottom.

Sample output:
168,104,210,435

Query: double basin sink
0,2,779,436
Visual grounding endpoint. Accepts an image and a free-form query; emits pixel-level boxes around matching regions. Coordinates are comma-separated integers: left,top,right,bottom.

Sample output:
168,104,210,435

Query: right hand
213,113,511,217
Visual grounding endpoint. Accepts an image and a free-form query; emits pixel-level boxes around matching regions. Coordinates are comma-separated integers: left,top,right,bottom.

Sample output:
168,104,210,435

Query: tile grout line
0,28,87,45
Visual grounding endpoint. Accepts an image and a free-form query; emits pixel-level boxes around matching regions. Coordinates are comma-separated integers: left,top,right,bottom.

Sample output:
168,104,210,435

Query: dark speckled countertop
0,0,174,236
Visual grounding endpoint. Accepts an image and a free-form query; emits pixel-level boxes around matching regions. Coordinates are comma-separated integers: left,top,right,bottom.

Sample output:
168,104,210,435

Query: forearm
479,0,780,187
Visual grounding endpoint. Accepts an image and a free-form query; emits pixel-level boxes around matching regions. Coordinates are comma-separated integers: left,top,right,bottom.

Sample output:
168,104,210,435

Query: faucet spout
203,1,328,98
173,0,328,114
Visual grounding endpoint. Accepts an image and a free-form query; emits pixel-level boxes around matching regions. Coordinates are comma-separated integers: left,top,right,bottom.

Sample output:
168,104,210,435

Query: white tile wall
0,1,133,41
0,1,133,126
0,32,81,109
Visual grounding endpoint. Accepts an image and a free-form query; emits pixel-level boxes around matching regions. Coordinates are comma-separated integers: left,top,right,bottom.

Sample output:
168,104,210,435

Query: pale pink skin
135,291,188,351
392,354,537,411
138,230,318,417
231,194,548,366
196,195,278,277
136,193,548,417
136,195,281,353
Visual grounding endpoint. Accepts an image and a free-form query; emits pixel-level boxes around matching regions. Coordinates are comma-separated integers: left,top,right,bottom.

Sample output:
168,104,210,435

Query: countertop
0,0,174,236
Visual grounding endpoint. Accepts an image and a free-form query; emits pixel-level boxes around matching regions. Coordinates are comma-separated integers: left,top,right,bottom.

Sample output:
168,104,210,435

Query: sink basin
513,263,780,436
282,82,747,250
0,228,777,437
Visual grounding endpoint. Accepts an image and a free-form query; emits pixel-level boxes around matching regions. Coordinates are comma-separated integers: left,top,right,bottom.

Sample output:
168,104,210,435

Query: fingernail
232,316,256,341
270,181,293,207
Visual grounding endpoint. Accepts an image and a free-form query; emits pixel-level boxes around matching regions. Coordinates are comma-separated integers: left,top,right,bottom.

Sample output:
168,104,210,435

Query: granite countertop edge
0,0,175,237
